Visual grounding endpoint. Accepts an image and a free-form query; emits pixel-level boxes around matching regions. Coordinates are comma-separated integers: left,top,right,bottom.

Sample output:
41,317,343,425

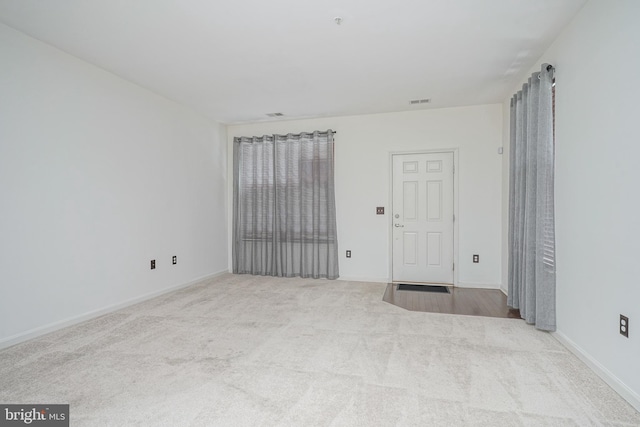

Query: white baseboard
0,270,229,351
338,278,504,289
338,276,389,283
456,281,501,290
338,277,505,289
552,330,640,412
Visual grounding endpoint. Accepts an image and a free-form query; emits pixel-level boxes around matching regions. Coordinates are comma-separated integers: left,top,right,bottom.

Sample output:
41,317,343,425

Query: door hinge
453,214,455,222
453,262,455,271
453,163,455,173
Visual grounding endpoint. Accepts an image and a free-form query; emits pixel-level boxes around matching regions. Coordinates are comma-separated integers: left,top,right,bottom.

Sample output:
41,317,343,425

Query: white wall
228,104,503,286
0,24,228,346
501,0,640,408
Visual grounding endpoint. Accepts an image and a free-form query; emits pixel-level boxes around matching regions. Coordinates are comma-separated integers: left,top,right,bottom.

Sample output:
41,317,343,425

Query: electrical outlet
346,250,351,258
172,255,177,265
376,207,385,215
620,315,629,338
150,260,156,270
473,254,479,263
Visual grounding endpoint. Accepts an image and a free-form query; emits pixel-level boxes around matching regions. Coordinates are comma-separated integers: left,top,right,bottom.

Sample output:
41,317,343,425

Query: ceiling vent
266,112,284,117
410,99,431,105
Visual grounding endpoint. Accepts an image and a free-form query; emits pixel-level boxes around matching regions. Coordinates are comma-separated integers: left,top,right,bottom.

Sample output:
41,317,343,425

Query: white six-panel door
392,152,454,284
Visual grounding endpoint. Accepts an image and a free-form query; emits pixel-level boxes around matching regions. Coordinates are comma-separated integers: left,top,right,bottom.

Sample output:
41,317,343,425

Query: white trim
338,276,389,283
388,148,459,286
552,330,640,412
500,286,508,296
0,270,229,351
456,281,501,289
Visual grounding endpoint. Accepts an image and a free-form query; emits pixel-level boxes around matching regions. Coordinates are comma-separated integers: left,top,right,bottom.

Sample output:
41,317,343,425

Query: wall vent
266,112,284,117
409,99,431,105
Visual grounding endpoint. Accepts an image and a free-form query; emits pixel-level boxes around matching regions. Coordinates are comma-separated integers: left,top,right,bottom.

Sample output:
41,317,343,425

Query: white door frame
388,149,459,285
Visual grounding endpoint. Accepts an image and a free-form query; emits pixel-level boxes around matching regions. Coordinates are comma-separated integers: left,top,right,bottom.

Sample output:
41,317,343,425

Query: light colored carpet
1,274,639,426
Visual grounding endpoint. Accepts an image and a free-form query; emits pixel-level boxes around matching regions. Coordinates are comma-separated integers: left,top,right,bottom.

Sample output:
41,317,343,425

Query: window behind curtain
233,131,339,279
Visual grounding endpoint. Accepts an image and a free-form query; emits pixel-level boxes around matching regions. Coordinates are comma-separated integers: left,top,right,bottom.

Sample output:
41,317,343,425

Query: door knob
394,223,404,228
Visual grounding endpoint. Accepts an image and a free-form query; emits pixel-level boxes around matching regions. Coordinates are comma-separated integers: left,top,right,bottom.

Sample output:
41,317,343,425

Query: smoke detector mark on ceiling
266,113,284,117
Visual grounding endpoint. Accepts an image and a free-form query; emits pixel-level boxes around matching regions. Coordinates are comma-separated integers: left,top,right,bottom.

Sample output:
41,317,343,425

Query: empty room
1,0,639,425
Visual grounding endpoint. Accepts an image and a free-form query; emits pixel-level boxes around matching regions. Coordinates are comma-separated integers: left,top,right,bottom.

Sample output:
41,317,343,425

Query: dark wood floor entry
383,283,521,319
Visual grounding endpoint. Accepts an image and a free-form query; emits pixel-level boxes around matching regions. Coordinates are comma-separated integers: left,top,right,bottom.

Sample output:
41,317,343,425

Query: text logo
0,405,68,427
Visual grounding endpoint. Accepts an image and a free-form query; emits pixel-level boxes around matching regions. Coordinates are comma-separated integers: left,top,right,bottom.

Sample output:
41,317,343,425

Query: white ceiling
0,0,586,124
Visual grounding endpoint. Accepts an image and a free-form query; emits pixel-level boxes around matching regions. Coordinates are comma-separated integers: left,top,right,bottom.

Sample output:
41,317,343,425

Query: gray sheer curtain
508,64,556,331
233,130,339,279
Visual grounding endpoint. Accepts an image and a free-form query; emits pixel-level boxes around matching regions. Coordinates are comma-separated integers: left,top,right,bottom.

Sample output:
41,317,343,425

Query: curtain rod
234,130,336,142
244,131,336,138
281,130,336,137
537,64,555,80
